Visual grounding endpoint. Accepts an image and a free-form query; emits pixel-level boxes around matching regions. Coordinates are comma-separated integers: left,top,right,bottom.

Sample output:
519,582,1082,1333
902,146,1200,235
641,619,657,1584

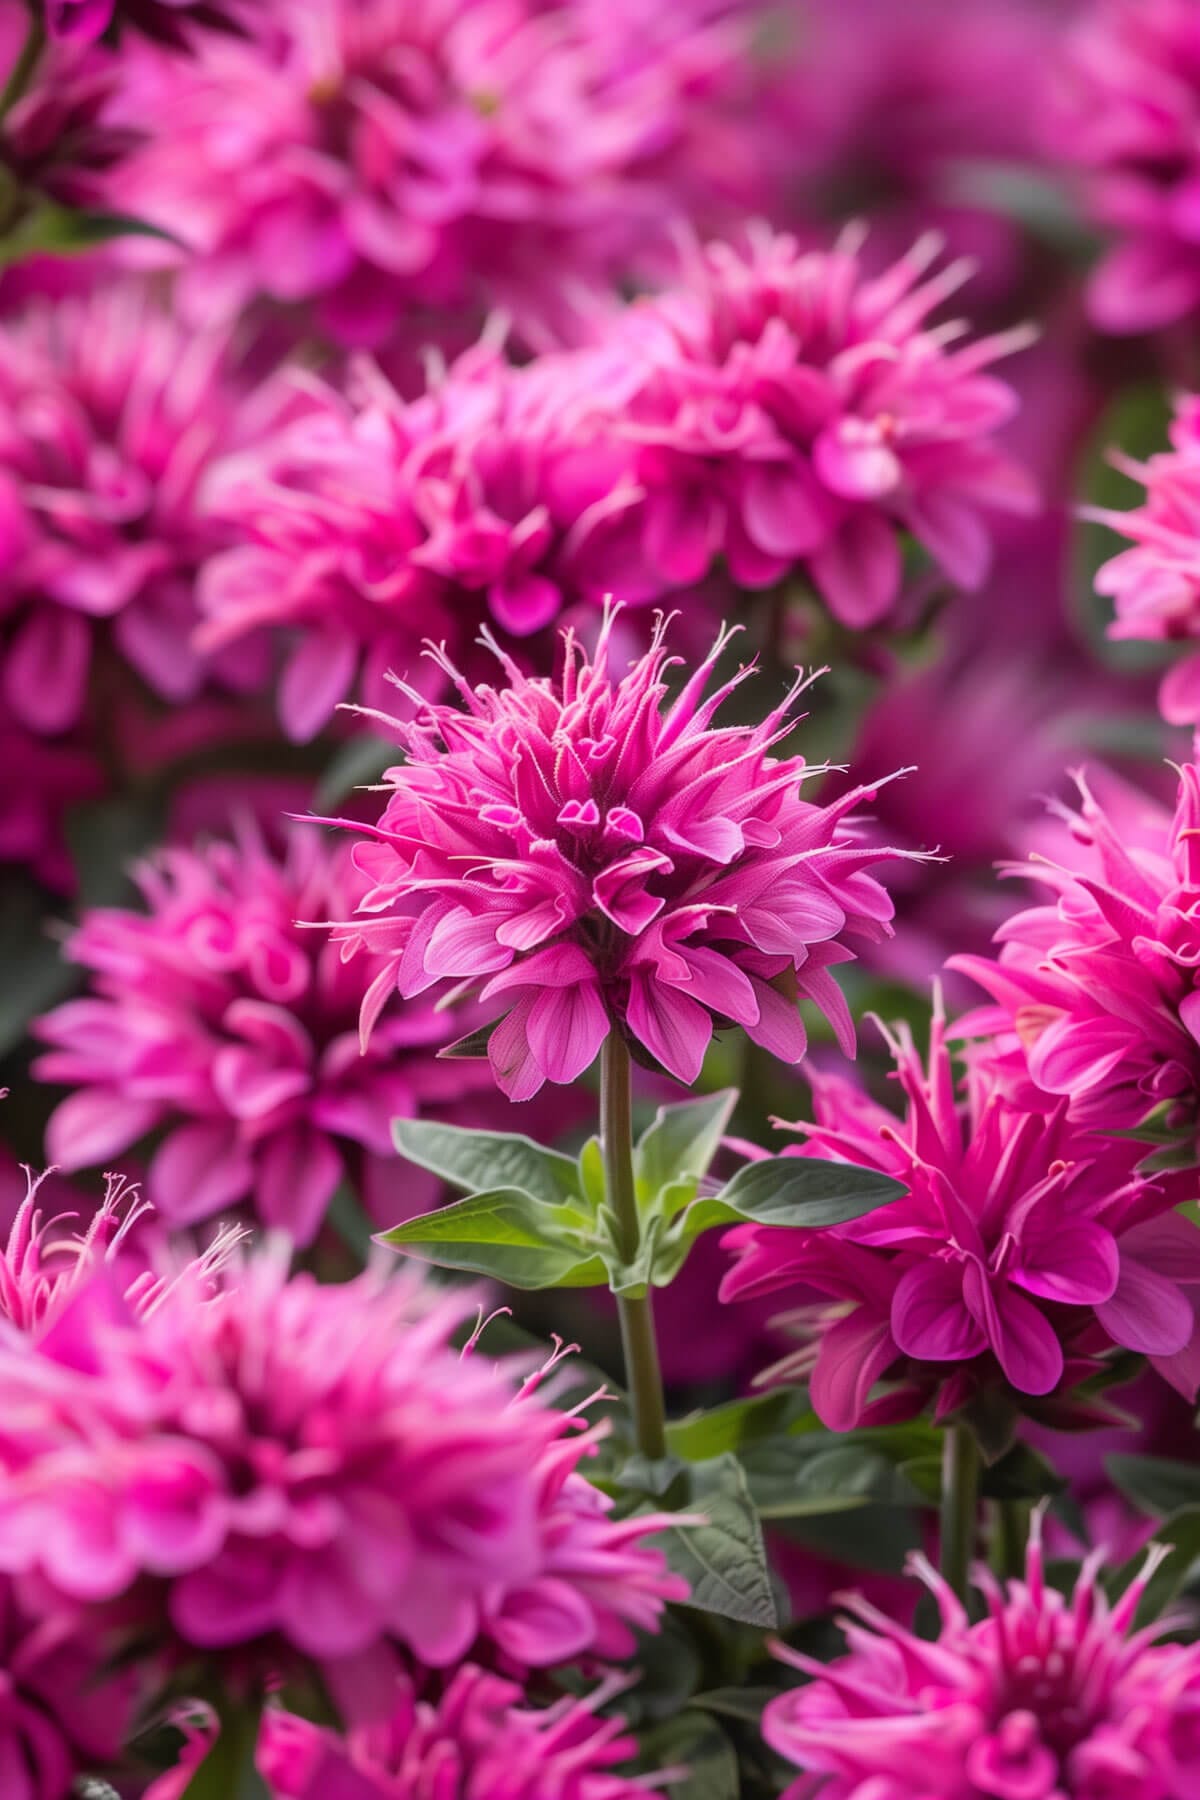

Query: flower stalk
600,1033,667,1462
939,1423,980,1607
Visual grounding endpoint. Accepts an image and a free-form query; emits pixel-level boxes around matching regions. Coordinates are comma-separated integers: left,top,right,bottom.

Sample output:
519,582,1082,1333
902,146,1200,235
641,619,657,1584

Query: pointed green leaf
639,1713,738,1800
635,1090,737,1200
378,1188,605,1288
666,1389,820,1461
652,1455,777,1629
654,1155,903,1281
741,1440,925,1519
578,1136,606,1210
392,1119,582,1206
1107,1454,1200,1519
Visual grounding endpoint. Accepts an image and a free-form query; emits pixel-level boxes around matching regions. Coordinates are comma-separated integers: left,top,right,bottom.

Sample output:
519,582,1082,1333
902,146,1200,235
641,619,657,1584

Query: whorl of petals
1046,0,1200,334
952,763,1200,1167
0,1253,685,1676
613,225,1037,627
1089,394,1200,733
764,1514,1200,1800
335,608,912,1099
34,819,496,1243
720,1004,1200,1428
0,282,267,738
197,344,651,743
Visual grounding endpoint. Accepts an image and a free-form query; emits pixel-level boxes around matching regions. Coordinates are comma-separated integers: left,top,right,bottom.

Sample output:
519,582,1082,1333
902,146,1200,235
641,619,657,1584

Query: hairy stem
600,1033,667,1461
940,1423,981,1607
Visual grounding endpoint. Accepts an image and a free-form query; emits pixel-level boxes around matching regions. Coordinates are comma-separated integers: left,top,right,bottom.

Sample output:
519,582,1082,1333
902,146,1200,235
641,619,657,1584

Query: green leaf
654,1154,903,1282
638,1712,738,1800
1107,1454,1200,1519
980,1443,1065,1504
436,1021,498,1060
377,1187,606,1289
315,733,395,809
742,1439,926,1520
652,1455,778,1629
666,1388,819,1462
635,1090,737,1200
392,1118,582,1207
578,1136,606,1210
691,1686,782,1726
0,199,183,267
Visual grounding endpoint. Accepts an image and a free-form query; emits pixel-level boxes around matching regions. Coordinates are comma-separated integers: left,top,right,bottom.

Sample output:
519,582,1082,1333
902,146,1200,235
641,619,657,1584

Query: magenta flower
0,1166,148,1339
35,819,497,1243
1089,394,1200,733
267,1669,653,1800
720,1008,1200,1429
149,1665,655,1800
0,282,267,738
953,763,1200,1165
104,0,773,348
198,345,652,742
336,610,908,1100
1046,0,1200,334
0,1253,682,1678
614,227,1036,627
764,1515,1200,1800
0,724,104,894
0,1572,133,1800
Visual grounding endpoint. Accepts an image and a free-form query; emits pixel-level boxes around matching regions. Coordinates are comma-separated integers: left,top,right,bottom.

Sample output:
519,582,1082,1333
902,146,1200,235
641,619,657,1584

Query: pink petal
625,973,711,1084
967,1266,1062,1395
1013,1219,1119,1307
807,513,901,628
524,978,609,1085
892,1257,988,1363
46,1087,160,1171
4,607,91,735
739,458,828,556
489,572,561,637
1160,651,1200,728
279,629,359,743
487,1002,545,1102
256,1124,343,1245
149,1121,254,1225
810,1310,898,1431
1097,1257,1196,1356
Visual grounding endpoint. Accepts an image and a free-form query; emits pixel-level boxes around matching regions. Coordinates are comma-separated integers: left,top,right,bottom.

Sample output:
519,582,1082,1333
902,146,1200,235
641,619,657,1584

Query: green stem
939,1424,981,1607
993,1498,1029,1582
600,1033,667,1461
0,9,45,127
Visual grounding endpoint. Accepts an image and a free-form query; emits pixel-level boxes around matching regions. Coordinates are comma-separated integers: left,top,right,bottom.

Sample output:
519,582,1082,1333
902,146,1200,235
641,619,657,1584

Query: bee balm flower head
338,610,910,1099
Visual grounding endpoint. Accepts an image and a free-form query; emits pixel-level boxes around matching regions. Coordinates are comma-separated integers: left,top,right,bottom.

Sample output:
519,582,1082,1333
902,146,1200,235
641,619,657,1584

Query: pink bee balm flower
614,226,1037,627
152,1665,658,1800
720,1008,1200,1430
198,344,652,743
103,0,773,349
1089,394,1200,733
0,282,267,737
0,1166,149,1339
764,1516,1200,1800
1046,0,1200,335
953,764,1200,1165
336,610,909,1099
35,819,496,1243
0,1253,684,1678
0,1572,134,1800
